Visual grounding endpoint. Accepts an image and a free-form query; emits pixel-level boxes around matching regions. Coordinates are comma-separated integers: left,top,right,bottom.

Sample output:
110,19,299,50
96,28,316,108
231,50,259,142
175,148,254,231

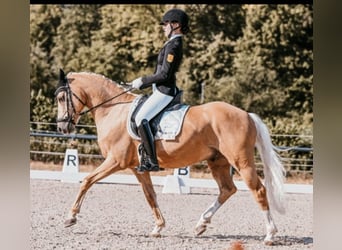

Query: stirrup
136,162,160,173
136,154,163,173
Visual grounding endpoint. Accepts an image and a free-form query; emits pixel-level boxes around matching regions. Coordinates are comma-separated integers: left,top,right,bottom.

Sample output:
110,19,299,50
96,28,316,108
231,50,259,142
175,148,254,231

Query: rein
78,87,134,116
56,79,133,123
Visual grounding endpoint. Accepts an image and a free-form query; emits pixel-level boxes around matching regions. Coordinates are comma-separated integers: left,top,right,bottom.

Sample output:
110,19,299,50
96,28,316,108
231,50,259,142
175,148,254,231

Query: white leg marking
263,210,278,245
150,225,162,237
195,200,221,235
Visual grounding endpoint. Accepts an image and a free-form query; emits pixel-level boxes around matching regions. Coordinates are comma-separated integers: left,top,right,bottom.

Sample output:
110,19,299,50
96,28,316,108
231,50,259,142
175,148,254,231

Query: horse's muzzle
57,121,75,134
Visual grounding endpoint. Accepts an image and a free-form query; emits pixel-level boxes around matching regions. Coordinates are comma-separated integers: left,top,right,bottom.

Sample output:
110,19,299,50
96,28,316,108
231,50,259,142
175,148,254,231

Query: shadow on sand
174,233,313,246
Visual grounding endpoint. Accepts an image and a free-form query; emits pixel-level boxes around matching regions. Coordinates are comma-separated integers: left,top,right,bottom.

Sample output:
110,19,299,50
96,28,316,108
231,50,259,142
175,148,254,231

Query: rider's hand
131,77,143,90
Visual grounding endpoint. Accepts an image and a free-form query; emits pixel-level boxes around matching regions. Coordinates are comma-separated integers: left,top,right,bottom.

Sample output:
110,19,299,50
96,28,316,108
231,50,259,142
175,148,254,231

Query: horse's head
55,69,85,134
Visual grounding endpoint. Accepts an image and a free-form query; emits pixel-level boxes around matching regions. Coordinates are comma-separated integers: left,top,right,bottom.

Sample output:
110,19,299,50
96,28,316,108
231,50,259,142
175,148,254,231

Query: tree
178,4,245,104
83,5,165,82
30,5,63,126
223,4,313,124
30,5,63,95
51,5,102,73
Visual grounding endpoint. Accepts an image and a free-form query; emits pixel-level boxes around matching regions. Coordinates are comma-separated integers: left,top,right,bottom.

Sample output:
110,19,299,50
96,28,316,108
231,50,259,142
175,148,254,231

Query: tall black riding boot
136,119,160,173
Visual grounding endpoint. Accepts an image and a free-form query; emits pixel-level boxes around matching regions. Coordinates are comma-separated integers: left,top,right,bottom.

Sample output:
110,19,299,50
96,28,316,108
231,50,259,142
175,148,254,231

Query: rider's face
162,22,181,38
162,22,172,38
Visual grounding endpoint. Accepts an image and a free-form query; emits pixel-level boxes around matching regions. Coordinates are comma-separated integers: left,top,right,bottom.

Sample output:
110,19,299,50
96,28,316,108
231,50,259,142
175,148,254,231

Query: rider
129,8,189,173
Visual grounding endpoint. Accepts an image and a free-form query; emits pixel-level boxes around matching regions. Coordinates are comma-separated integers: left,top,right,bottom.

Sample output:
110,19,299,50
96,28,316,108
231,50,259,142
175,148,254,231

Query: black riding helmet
160,9,189,34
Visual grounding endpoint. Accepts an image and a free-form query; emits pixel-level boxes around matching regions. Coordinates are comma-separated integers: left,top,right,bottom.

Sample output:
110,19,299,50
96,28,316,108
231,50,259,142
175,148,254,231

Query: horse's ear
58,68,67,88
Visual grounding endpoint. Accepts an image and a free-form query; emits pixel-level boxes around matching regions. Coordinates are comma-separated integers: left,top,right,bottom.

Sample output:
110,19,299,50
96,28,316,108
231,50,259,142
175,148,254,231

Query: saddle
127,90,190,141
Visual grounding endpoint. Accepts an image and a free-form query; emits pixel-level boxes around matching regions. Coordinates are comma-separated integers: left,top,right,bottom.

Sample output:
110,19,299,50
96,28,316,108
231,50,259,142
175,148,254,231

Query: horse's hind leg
133,170,165,237
238,161,278,245
194,155,237,236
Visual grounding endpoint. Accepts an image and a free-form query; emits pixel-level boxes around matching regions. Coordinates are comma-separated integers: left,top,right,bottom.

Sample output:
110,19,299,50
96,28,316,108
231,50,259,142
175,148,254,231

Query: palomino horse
55,70,286,245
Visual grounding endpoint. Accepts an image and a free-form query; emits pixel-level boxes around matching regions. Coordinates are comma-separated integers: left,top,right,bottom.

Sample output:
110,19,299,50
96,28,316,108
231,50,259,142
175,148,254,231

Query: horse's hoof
264,240,274,246
64,218,77,227
150,232,161,238
150,225,162,237
264,227,277,245
194,224,206,236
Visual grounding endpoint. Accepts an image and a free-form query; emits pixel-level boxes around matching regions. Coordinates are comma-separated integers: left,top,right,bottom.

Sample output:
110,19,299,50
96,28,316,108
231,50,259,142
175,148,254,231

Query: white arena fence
30,122,313,194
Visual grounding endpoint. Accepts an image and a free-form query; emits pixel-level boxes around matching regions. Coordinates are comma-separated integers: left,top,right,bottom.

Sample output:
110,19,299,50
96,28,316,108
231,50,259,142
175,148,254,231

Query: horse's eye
58,96,65,103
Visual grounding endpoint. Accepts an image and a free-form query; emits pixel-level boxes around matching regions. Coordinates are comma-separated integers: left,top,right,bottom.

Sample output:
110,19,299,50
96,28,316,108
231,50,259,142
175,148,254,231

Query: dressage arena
30,179,313,250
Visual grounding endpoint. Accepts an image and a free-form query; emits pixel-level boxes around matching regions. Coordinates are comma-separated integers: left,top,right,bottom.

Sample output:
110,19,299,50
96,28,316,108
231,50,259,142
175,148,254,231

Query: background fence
30,122,313,180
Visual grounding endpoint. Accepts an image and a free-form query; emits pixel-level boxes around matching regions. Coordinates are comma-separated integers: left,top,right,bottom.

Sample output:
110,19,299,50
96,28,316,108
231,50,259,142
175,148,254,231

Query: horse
55,69,286,245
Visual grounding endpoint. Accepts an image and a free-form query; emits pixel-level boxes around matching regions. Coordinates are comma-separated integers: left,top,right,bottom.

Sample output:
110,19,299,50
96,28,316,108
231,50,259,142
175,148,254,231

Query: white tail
249,113,286,214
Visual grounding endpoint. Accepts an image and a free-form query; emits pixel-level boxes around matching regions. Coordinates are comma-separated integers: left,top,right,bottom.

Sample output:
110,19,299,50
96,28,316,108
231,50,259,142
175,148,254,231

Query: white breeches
135,88,173,127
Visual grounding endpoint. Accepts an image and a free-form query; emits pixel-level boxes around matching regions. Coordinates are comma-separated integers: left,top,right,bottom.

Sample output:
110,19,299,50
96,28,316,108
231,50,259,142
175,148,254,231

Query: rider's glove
131,77,143,90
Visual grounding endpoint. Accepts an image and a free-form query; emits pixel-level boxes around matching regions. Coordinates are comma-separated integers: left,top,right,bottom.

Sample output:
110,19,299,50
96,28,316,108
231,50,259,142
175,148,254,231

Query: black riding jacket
141,35,183,96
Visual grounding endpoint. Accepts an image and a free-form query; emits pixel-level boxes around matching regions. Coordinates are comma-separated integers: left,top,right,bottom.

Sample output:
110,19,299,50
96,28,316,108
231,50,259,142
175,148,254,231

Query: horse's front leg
64,157,120,227
133,170,165,237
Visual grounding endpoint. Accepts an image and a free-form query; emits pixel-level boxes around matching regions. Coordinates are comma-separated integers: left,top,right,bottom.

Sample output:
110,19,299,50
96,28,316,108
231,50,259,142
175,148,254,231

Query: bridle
55,79,84,125
55,78,133,126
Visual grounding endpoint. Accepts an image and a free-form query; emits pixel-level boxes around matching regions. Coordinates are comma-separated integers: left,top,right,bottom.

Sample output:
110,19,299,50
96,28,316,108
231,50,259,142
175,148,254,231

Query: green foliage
223,5,313,123
30,4,313,171
30,5,63,98
51,5,102,71
179,5,245,104
30,88,56,131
